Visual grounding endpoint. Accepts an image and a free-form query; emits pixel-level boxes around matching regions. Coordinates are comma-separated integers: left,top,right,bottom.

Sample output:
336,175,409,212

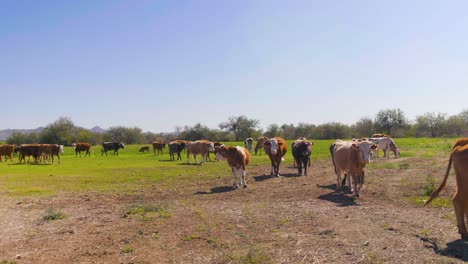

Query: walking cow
263,137,287,176
101,142,125,156
292,139,313,176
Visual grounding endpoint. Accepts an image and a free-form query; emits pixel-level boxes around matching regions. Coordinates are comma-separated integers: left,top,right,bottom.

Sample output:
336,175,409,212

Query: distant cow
216,145,251,188
168,141,187,161
0,144,16,162
72,142,92,157
263,137,287,176
292,139,313,176
101,142,125,156
369,137,399,158
254,136,268,155
372,133,391,138
17,144,41,163
17,144,63,164
139,146,150,153
152,141,165,156
244,138,254,152
186,140,215,164
424,138,468,240
330,139,377,197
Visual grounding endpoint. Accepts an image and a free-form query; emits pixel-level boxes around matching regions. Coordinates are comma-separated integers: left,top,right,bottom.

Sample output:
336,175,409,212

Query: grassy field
0,138,457,196
0,137,466,263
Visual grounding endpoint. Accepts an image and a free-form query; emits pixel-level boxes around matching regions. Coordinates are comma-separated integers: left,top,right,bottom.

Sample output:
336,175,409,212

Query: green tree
219,115,260,141
374,109,407,135
353,117,374,138
6,132,39,144
414,112,446,137
39,117,75,145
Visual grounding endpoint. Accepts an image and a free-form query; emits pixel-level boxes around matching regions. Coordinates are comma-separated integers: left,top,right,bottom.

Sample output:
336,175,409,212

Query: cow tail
424,152,453,206
329,143,337,174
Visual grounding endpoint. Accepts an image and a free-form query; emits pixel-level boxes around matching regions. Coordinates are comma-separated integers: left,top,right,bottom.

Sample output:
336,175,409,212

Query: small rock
363,241,370,246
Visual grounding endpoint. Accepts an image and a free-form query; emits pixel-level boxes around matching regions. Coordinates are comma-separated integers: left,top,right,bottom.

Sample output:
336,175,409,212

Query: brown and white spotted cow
424,138,468,240
0,144,16,162
215,145,251,189
186,140,215,164
263,136,287,177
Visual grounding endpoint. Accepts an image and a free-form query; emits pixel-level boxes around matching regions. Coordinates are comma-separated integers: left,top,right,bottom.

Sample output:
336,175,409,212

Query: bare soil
1,156,467,263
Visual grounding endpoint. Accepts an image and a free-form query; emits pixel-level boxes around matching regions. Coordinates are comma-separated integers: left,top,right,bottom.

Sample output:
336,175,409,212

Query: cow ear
306,142,312,146
352,143,359,149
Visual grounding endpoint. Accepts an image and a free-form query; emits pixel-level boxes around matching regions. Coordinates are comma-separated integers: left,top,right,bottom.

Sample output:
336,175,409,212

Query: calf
424,138,468,240
72,142,92,157
369,137,399,158
101,142,125,156
215,145,251,188
139,146,150,153
263,136,287,176
292,139,313,176
330,139,376,197
38,144,64,164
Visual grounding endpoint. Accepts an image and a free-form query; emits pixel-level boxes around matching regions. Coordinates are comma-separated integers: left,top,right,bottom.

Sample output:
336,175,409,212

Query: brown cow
0,144,16,162
186,140,215,164
263,137,287,176
330,139,377,197
72,142,92,157
18,144,41,163
424,138,468,240
216,145,251,188
38,144,64,164
152,141,165,156
254,136,268,155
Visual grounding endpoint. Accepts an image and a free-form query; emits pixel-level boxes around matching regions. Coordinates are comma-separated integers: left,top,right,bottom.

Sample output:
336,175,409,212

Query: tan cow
0,144,16,162
330,139,377,197
263,136,287,176
254,136,268,155
186,140,215,164
424,138,468,240
215,145,251,188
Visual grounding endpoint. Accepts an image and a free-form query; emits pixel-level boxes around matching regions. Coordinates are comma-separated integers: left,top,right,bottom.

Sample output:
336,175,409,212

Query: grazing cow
424,139,468,240
330,139,377,197
369,137,399,158
292,139,313,176
244,137,254,152
216,145,251,188
152,141,165,156
101,142,125,156
186,140,215,164
139,146,150,153
168,141,187,161
263,136,287,176
72,142,92,157
0,144,16,162
254,136,268,155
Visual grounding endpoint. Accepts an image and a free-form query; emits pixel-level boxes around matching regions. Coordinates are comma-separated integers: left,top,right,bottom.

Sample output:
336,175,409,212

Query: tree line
5,109,468,145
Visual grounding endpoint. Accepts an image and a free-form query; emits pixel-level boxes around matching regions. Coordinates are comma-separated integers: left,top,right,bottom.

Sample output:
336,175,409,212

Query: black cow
168,141,186,161
292,140,313,176
101,142,125,156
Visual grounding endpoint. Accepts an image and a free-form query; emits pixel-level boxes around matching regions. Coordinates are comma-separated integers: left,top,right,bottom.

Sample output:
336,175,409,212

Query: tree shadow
317,191,357,207
194,186,236,195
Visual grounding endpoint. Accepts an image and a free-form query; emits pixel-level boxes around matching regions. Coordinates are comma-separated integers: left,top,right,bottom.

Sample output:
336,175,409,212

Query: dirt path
0,158,467,263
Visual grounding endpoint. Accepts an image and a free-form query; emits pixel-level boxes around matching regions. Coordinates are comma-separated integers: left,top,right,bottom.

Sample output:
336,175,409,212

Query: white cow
369,137,399,158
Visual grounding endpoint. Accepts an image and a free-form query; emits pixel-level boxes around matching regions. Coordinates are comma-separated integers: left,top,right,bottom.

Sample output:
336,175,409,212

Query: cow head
209,142,215,152
265,139,280,155
352,141,377,164
215,145,228,161
59,145,64,154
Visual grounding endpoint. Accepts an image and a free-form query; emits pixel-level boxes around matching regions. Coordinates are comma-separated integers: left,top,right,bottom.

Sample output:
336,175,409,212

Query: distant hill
0,127,45,141
0,125,107,141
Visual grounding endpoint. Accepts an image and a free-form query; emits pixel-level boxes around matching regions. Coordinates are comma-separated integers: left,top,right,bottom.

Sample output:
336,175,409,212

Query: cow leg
241,168,247,188
194,155,200,164
351,173,359,197
303,159,308,176
453,193,468,239
232,167,239,189
336,171,342,191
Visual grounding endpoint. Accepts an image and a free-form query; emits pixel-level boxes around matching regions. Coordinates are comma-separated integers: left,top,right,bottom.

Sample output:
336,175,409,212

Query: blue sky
2,0,468,132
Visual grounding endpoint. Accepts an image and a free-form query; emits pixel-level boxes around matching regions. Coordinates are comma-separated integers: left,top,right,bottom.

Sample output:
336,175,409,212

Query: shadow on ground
194,186,236,195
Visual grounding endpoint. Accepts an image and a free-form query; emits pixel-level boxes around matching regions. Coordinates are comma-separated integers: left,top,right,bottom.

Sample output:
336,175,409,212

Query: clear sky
2,0,468,132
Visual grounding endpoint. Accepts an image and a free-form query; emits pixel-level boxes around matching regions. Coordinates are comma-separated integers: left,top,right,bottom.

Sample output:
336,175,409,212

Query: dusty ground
1,156,467,263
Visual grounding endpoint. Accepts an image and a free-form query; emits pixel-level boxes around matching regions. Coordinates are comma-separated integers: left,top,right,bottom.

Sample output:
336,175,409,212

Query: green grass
0,138,460,197
43,207,65,221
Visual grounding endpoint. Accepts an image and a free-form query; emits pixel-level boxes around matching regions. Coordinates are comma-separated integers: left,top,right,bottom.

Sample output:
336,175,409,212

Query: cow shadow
317,190,357,207
194,186,236,195
422,237,468,261
253,174,274,182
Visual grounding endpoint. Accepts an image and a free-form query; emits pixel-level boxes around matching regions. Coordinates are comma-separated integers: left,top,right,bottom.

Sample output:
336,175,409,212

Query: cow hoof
233,184,239,189
243,184,247,188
